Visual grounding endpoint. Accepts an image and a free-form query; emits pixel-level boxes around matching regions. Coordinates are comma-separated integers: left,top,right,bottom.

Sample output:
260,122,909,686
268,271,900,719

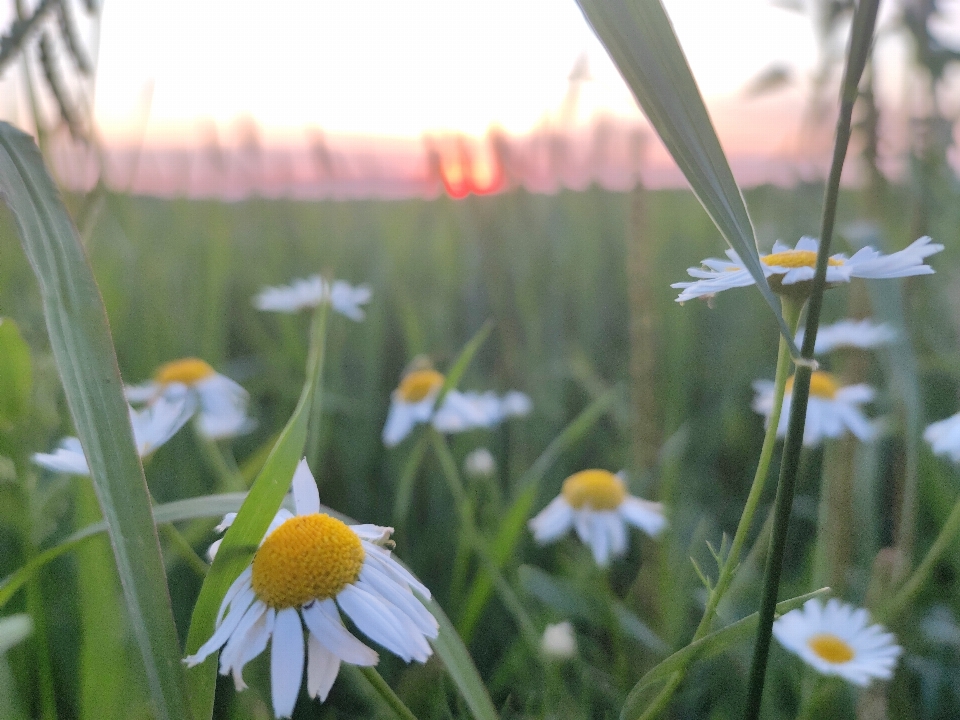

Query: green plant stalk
357,667,420,720
878,488,960,621
195,432,245,493
631,300,800,720
25,574,56,720
742,4,880,718
306,302,330,469
158,524,209,577
429,431,540,648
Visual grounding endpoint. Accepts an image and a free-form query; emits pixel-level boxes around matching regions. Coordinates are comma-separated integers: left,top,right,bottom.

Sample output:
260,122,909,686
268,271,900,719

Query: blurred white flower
541,621,577,659
32,391,194,475
795,319,898,354
382,368,531,447
126,358,253,441
773,598,902,687
752,371,875,447
528,469,666,566
253,275,371,321
186,459,438,718
673,236,942,303
464,447,496,477
924,412,960,463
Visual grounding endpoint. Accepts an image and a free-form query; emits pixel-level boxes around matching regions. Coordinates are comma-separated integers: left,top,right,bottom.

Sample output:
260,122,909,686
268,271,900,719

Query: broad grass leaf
0,122,192,720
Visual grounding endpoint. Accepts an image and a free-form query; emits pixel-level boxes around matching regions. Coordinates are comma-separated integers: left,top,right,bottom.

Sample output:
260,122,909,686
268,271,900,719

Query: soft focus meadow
4,1,960,720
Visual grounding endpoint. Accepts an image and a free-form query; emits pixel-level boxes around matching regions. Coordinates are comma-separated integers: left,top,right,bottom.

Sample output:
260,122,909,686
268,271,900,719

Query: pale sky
0,0,950,149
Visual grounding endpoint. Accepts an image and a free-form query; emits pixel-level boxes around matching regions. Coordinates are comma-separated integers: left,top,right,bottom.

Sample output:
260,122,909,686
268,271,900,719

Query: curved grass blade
0,121,192,720
574,0,800,355
620,587,828,720
183,304,328,719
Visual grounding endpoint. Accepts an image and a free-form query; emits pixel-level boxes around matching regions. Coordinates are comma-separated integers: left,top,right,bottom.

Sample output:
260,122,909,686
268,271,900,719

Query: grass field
2,180,959,719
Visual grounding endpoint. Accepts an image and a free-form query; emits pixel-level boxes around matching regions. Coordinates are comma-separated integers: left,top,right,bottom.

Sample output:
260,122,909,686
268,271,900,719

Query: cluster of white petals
254,276,371,321
795,318,898,355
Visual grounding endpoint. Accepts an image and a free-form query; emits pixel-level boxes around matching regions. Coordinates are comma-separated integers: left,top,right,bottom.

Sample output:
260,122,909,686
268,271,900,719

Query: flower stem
358,666,420,720
306,301,330,471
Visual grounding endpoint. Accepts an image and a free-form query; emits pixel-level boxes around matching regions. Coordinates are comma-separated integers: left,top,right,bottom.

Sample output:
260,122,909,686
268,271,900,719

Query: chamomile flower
381,368,531,447
528,469,666,566
773,598,902,687
795,319,898,354
752,371,876,447
185,459,438,718
126,358,253,441
673,235,942,303
32,390,194,476
253,275,371,321
924,412,960,463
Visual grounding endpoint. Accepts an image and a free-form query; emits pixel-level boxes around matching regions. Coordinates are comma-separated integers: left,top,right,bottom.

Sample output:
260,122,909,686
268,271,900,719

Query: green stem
358,666,420,720
25,575,57,720
158,524,209,577
742,5,880,718
429,431,541,648
196,433,244,493
306,302,330,471
878,489,960,622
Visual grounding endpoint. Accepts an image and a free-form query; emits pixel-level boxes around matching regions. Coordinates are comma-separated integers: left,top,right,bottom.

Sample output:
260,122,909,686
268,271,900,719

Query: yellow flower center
561,470,627,510
397,369,445,403
154,357,215,386
785,371,840,400
807,633,855,664
761,250,844,269
251,514,364,609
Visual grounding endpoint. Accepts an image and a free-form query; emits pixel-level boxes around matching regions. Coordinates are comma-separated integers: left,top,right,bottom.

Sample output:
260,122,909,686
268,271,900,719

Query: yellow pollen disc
397,369,445,402
561,470,627,510
154,357,215,386
761,250,844,269
785,371,840,400
251,514,364,609
807,633,855,664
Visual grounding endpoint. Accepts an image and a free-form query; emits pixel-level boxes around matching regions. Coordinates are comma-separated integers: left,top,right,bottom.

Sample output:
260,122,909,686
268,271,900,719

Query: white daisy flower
32,390,194,476
185,459,438,718
795,319,898,354
464,447,496,477
752,371,876,447
924,412,960,463
126,358,253,441
773,598,902,687
528,469,667,566
253,275,371,321
541,621,577,659
381,368,531,447
673,235,943,303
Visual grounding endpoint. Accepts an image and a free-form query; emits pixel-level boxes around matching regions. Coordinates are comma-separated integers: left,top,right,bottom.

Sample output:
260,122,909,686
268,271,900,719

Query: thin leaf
183,304,327,720
620,588,829,720
436,319,493,406
573,0,800,355
0,122,191,720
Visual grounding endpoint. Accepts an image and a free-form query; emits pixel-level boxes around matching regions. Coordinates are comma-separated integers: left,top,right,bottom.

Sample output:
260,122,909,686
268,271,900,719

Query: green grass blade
0,122,192,720
437,319,493,404
619,588,828,720
183,304,327,719
573,0,799,354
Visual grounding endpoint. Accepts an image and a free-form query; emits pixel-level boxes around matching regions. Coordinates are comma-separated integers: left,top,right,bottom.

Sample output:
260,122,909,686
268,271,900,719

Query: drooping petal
270,607,305,719
300,599,378,666
306,633,341,701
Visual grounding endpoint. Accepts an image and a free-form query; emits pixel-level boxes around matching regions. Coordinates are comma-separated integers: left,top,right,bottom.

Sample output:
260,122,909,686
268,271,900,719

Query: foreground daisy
795,318,898,355
253,275,371,321
673,235,942,303
185,459,438,717
126,358,253,440
752,371,876,447
382,368,531,447
924,412,960,463
528,469,666,566
33,390,194,475
773,598,902,687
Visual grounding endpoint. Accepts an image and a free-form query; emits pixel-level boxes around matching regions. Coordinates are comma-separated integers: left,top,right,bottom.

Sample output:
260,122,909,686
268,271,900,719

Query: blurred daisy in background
528,469,666,566
752,371,876,447
382,366,531,447
795,318,898,354
924,412,960,463
126,357,254,441
673,235,942,303
253,275,371,321
186,459,438,718
540,621,577,660
773,598,902,687
464,447,497,477
32,390,194,475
